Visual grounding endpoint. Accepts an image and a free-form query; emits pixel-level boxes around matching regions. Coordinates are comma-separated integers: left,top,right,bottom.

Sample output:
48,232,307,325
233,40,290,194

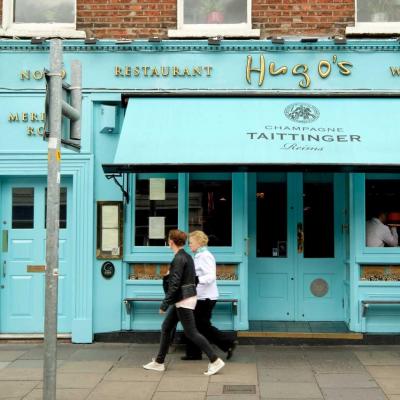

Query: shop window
96,201,123,259
347,0,400,34
365,179,400,248
169,0,259,38
12,188,34,229
189,177,232,247
44,188,67,229
256,180,287,258
1,0,84,38
135,177,178,247
360,265,400,281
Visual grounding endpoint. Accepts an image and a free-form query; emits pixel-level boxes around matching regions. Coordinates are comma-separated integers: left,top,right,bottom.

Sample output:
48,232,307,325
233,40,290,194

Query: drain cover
223,385,257,394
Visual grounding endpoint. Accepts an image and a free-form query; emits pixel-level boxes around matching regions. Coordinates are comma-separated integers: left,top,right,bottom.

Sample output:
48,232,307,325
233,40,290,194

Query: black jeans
186,299,235,357
155,306,218,364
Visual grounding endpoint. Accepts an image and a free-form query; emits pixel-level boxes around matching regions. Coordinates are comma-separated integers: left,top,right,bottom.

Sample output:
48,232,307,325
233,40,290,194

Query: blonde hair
189,230,209,247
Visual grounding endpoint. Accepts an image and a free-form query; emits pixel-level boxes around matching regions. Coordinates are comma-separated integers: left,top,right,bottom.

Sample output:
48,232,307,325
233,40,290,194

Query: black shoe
226,341,238,360
181,355,202,361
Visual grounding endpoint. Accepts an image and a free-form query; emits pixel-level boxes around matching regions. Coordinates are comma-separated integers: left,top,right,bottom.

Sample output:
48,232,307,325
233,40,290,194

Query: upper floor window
347,0,400,35
168,0,260,38
1,0,85,38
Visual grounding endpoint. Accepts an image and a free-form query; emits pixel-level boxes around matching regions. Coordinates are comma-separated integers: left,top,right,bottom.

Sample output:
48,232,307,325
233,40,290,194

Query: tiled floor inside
249,321,350,333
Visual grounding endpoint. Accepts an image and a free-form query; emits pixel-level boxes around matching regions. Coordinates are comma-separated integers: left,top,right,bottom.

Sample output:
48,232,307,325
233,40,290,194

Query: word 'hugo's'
246,55,353,88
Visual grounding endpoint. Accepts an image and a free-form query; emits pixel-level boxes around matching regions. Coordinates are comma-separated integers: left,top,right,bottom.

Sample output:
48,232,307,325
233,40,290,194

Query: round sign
101,261,115,279
310,278,329,297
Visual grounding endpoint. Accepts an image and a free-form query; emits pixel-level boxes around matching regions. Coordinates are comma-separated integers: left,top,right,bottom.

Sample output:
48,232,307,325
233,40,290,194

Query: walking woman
143,229,225,376
182,230,237,361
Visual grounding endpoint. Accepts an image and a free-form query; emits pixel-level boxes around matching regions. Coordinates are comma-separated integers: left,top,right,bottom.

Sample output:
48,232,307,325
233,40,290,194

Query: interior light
84,38,97,45
208,36,223,45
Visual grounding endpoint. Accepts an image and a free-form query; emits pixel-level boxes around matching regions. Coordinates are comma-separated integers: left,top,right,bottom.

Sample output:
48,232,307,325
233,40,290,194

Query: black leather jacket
160,249,197,311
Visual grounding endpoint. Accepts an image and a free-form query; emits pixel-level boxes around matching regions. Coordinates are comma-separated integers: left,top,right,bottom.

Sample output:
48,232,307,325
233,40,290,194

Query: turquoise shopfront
0,39,400,342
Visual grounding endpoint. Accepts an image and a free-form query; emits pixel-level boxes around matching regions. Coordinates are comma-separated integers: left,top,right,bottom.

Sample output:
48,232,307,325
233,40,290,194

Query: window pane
256,181,287,258
44,188,67,229
365,179,400,247
14,0,75,23
357,0,400,22
12,188,34,229
135,179,178,246
189,179,232,246
303,177,334,258
184,0,247,24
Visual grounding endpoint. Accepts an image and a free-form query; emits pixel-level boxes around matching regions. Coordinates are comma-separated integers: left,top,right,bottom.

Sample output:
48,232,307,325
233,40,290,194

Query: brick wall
0,0,354,39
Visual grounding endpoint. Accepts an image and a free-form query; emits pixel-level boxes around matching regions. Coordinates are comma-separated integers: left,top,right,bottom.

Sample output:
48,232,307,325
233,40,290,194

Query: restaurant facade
0,39,400,343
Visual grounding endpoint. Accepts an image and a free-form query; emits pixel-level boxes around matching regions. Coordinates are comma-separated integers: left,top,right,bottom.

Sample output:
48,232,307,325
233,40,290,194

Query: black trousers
155,306,218,364
186,299,234,357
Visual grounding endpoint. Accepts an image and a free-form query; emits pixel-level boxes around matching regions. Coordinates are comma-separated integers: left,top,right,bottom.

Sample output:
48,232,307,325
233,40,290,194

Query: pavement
1,342,400,400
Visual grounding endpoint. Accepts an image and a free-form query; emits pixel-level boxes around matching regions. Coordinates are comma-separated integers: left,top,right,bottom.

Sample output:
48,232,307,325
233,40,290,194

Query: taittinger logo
284,103,320,123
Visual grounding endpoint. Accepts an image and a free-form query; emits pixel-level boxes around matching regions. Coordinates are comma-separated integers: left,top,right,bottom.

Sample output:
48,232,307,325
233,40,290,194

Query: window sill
346,24,400,35
0,28,86,38
168,27,260,38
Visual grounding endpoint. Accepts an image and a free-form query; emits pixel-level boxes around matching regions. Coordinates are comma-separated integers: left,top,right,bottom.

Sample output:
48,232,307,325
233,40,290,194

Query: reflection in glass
12,188,34,229
135,179,178,246
303,179,334,258
189,180,232,246
357,0,400,22
256,181,287,258
14,0,75,23
45,188,67,229
184,0,247,24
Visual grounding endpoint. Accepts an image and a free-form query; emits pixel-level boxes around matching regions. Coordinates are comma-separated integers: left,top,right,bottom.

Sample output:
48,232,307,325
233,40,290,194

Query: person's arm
197,253,216,285
382,225,398,247
160,255,184,311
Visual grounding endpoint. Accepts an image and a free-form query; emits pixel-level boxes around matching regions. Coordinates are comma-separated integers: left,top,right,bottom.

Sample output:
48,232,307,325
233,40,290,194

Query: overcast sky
14,0,74,23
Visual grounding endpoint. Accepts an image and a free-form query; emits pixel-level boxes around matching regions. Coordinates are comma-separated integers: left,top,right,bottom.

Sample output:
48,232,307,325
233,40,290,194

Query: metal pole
70,60,82,140
43,39,62,400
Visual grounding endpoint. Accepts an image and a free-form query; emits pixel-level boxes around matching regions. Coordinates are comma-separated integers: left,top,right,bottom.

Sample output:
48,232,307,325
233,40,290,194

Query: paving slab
157,375,209,391
153,392,206,400
354,350,400,366
259,382,323,399
206,396,259,400
36,372,104,389
17,344,80,360
258,368,315,383
86,380,158,400
103,366,163,381
322,388,389,400
58,360,114,374
165,359,208,376
0,381,39,398
374,378,400,395
0,362,10,369
24,388,92,400
210,363,258,384
315,372,377,388
0,367,43,381
366,365,400,379
0,351,26,362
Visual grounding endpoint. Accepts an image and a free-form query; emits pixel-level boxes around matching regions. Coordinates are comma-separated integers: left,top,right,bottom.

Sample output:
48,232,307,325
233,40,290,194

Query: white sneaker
204,358,225,376
143,359,165,372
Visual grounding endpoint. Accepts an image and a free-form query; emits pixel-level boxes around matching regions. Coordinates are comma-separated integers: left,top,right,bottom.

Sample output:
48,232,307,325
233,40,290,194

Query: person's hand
159,309,166,314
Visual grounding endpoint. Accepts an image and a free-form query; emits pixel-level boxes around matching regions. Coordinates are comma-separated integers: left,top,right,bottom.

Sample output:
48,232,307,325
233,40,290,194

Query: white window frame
168,0,260,38
0,0,85,38
346,0,400,35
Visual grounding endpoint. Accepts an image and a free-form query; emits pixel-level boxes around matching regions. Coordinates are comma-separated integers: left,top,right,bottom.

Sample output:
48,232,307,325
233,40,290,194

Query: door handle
297,222,304,254
2,260,6,278
2,230,8,252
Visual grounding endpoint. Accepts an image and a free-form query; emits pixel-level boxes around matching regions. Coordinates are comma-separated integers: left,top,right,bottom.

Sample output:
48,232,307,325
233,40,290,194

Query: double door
249,173,346,321
0,178,72,333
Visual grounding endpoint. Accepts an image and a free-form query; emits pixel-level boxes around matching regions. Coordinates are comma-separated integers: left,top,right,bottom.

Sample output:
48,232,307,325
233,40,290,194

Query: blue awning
103,96,400,173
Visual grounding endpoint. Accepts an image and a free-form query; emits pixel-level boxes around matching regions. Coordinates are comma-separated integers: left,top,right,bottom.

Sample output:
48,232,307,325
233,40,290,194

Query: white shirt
194,247,219,300
366,218,398,247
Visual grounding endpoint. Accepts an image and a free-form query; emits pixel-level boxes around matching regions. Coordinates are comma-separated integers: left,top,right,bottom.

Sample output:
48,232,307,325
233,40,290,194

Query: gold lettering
40,113,46,122
27,126,35,136
269,62,288,76
151,67,160,77
30,113,38,122
20,70,30,80
37,126,44,136
337,61,353,76
22,112,28,122
142,66,149,76
8,113,19,122
193,67,202,76
161,67,169,76
33,70,44,80
172,66,180,76
125,66,131,76
204,66,213,77
115,66,123,76
183,67,191,77
292,64,311,89
246,55,265,86
390,67,400,76
318,60,331,78
133,67,140,77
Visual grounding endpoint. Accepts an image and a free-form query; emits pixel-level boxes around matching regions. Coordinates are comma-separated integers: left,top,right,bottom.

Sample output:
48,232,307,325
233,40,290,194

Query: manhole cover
223,385,257,394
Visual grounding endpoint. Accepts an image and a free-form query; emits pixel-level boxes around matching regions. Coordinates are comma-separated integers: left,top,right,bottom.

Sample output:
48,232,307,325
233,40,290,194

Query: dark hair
168,229,187,247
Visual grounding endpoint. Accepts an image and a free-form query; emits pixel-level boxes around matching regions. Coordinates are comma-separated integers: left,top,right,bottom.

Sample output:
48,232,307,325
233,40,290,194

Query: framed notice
96,201,123,259
149,178,166,200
